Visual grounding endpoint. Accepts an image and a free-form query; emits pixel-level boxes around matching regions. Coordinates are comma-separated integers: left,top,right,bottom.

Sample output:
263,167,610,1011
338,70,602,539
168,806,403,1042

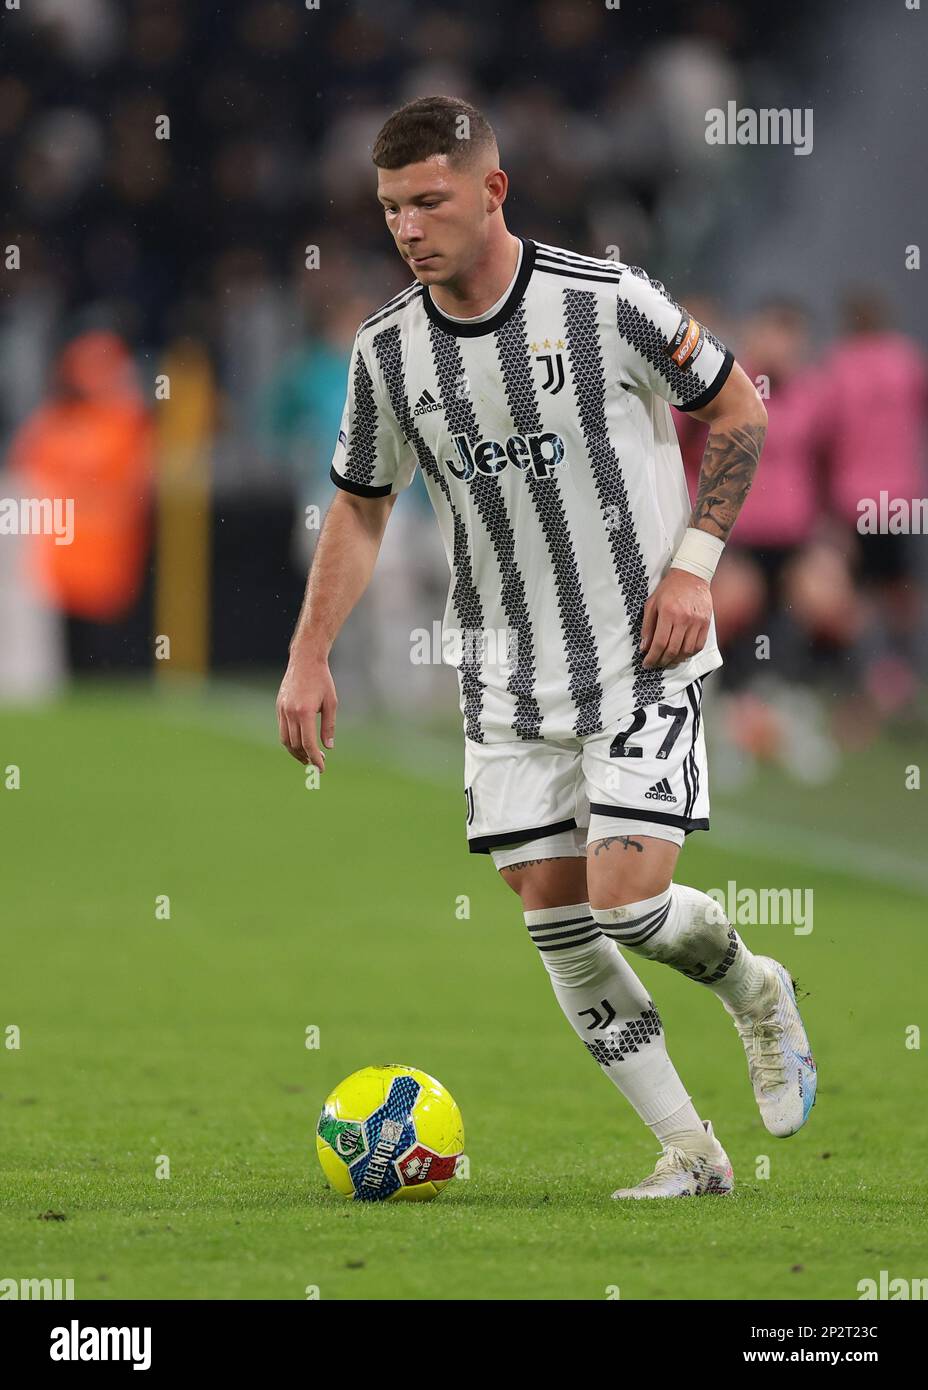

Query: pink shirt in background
819,333,928,524
674,364,828,548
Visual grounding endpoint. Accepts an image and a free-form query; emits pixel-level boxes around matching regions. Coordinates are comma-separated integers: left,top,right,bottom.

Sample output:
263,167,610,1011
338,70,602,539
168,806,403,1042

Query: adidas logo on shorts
645,777,675,802
413,389,443,416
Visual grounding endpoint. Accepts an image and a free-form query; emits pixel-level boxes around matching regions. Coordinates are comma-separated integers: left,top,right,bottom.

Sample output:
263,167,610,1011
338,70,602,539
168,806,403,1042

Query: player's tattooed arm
640,362,765,670
688,358,768,542
691,421,766,541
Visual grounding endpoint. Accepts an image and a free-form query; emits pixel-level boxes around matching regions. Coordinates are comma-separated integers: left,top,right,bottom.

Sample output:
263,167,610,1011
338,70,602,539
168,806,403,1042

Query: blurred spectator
821,289,928,566
260,294,449,716
260,292,371,568
677,298,838,683
817,290,928,730
9,331,153,670
717,300,832,664
691,300,843,779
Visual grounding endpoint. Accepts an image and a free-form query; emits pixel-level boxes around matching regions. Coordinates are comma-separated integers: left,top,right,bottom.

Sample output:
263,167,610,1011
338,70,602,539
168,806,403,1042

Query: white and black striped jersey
330,237,732,744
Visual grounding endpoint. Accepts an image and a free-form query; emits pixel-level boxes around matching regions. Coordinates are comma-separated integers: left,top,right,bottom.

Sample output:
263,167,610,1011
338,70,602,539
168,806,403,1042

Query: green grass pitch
1,683,926,1300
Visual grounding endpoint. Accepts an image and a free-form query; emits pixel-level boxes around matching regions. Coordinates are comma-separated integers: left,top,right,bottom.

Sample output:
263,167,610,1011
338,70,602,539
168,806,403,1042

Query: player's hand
276,651,338,770
639,569,712,669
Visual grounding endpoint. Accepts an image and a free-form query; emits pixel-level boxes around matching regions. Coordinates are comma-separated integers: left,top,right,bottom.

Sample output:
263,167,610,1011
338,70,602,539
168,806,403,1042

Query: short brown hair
372,95,497,170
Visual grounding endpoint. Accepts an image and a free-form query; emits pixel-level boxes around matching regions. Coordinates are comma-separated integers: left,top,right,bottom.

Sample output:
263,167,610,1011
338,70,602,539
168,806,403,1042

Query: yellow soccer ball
316,1063,464,1202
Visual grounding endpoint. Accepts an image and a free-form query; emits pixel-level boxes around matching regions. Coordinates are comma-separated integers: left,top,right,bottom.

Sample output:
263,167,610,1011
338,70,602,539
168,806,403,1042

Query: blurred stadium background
2,0,927,1300
2,0,927,772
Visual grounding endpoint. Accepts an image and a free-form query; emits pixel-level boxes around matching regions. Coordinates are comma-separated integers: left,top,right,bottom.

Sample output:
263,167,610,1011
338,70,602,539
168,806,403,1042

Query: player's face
376,156,488,282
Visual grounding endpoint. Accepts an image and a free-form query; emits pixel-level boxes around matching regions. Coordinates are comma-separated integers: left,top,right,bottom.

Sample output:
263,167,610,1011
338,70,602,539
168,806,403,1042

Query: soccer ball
316,1063,464,1202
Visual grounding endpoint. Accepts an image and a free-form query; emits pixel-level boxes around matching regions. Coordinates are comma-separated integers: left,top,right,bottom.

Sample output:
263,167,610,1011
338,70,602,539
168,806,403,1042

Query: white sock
653,1100,713,1150
524,902,705,1138
591,883,769,1015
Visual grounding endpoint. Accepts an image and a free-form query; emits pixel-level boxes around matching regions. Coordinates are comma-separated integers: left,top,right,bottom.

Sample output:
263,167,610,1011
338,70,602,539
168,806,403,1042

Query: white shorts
463,678,710,867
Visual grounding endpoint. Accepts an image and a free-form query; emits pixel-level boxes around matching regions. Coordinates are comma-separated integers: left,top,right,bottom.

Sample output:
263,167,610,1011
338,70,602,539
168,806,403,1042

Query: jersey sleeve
329,332,418,497
615,267,734,413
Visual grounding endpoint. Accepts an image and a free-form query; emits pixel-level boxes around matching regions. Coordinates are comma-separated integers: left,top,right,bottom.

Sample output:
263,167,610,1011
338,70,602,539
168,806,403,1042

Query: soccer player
277,96,817,1198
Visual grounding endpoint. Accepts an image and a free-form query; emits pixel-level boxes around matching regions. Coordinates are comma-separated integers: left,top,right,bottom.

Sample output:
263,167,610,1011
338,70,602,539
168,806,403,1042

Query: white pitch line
150,681,928,898
708,810,928,896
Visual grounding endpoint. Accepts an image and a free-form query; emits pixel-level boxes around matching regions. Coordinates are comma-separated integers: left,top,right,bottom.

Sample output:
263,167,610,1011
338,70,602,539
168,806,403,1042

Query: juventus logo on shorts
464,786,475,826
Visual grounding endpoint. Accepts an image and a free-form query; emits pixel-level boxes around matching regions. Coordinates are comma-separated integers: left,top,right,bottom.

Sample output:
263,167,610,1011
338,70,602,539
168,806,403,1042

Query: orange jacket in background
10,332,154,622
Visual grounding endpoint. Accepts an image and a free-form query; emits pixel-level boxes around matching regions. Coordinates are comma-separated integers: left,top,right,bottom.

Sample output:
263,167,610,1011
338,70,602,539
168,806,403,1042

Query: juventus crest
531,338,567,394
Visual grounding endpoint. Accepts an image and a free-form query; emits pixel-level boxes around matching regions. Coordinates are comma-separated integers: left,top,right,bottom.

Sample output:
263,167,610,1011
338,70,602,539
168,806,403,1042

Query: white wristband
670,527,725,583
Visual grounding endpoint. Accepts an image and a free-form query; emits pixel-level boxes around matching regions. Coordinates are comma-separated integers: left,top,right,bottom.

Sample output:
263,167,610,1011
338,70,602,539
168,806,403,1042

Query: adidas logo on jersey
413,389,443,416
645,777,675,802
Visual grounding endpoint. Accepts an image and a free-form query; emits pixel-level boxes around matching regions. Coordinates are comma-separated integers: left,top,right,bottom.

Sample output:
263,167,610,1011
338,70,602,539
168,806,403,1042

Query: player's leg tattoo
591,835,645,855
497,854,588,912
504,857,561,872
587,835,767,1013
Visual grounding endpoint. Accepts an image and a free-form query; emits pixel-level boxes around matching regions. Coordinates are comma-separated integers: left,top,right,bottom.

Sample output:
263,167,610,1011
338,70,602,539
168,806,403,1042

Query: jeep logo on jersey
444,430,566,481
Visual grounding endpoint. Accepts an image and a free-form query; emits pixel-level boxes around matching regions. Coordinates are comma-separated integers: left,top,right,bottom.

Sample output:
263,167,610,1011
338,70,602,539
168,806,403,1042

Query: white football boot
724,955,817,1137
611,1120,734,1200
